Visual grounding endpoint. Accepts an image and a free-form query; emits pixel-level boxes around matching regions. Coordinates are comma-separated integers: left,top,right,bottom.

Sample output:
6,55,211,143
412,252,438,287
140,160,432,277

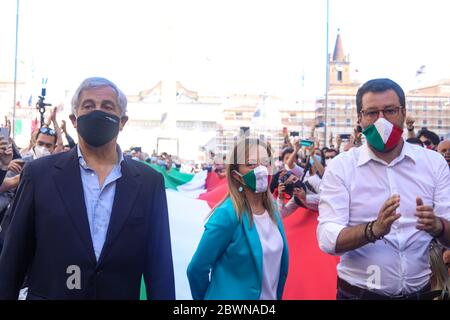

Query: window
337,71,342,81
176,121,194,129
346,118,351,126
408,101,413,112
330,102,336,110
235,112,243,120
330,118,336,127
438,102,443,112
423,103,427,111
438,120,442,129
422,120,427,126
201,121,216,130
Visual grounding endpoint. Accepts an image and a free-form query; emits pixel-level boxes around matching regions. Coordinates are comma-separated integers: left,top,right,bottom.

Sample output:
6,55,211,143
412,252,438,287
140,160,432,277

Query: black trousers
337,277,434,300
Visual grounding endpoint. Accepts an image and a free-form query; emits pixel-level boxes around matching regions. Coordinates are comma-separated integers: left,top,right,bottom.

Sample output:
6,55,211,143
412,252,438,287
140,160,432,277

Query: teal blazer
187,197,289,300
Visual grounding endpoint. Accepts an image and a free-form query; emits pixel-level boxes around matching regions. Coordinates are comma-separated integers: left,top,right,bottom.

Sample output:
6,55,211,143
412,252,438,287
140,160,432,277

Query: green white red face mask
363,118,403,152
233,165,270,193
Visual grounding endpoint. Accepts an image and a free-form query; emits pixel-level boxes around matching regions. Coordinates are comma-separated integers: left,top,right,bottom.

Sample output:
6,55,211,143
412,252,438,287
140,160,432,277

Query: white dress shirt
317,140,450,296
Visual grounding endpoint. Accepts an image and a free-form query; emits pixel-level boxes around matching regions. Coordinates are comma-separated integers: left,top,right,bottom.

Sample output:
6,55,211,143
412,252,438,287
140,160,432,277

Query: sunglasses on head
39,127,56,136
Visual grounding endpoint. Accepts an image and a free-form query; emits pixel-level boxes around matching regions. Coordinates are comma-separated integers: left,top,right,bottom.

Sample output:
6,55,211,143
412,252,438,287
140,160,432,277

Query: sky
1,0,450,106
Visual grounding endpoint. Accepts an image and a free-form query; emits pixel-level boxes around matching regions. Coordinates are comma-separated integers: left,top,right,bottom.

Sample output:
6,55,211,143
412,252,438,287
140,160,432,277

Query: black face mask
77,110,120,147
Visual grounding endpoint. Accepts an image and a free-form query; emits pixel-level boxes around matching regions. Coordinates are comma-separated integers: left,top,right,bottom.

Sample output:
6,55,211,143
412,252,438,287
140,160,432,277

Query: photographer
277,170,320,218
284,139,310,178
270,147,299,193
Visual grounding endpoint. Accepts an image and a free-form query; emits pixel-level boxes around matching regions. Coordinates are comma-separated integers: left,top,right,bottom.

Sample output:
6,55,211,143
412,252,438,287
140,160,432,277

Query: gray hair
71,77,127,116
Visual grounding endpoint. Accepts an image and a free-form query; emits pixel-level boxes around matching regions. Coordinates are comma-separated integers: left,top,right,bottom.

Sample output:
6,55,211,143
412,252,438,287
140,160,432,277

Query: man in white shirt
317,78,450,300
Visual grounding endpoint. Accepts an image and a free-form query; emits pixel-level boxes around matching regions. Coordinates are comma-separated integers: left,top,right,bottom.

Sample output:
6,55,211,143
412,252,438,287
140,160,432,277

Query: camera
284,180,306,197
279,172,306,196
36,81,52,127
279,171,293,184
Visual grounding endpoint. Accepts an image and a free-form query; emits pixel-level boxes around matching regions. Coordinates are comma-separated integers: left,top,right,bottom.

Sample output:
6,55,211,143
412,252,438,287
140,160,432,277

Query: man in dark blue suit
0,77,175,300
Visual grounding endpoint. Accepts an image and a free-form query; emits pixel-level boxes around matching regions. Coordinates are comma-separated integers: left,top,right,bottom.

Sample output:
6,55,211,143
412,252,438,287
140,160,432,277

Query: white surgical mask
34,145,51,159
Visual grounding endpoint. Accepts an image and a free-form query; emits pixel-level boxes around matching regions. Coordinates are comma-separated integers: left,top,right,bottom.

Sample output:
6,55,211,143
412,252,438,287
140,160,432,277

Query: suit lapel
98,158,141,264
53,148,97,264
242,212,263,281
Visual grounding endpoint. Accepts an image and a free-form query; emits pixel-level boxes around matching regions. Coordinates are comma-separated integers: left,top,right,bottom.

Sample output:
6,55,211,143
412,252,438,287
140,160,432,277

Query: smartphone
300,139,314,147
14,159,25,168
339,134,351,140
0,127,9,141
356,125,363,133
290,131,299,137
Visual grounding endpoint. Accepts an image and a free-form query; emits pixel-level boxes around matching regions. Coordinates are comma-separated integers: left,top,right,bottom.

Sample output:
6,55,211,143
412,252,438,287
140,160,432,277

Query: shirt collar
357,138,417,167
77,144,124,170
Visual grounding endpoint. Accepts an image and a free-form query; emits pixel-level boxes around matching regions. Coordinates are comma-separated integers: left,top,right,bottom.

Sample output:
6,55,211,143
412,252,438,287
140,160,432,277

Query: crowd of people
0,76,448,300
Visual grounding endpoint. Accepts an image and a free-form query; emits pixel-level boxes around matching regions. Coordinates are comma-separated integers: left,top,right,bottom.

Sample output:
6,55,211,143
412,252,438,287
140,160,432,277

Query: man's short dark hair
325,148,338,155
356,78,406,115
417,128,440,146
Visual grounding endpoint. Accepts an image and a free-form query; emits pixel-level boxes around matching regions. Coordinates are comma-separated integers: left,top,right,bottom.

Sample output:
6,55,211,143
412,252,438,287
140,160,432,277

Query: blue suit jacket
0,147,175,300
187,197,289,300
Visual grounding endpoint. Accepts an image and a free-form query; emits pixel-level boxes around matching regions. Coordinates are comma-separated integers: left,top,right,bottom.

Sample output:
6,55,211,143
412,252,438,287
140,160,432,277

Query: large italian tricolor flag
139,164,228,299
139,163,339,300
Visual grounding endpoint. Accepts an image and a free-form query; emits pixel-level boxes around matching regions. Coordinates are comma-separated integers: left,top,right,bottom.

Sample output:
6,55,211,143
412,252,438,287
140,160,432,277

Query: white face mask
34,145,51,159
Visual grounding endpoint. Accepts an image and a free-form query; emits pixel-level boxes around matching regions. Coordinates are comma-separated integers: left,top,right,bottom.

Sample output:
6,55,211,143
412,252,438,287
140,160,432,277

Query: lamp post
323,0,330,147
12,0,20,139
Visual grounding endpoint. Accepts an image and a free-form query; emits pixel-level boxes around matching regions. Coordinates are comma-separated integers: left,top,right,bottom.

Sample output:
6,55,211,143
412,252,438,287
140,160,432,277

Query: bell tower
329,32,351,86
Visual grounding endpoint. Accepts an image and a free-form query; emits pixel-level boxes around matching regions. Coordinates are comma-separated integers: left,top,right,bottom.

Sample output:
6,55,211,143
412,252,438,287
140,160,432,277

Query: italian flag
363,119,403,152
139,163,228,299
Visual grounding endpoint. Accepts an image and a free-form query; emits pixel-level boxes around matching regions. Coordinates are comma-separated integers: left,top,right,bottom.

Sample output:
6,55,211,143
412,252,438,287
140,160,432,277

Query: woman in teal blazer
187,138,289,300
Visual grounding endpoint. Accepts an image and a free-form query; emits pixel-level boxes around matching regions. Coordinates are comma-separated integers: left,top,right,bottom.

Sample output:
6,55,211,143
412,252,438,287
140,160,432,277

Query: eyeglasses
39,127,56,136
360,106,403,120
